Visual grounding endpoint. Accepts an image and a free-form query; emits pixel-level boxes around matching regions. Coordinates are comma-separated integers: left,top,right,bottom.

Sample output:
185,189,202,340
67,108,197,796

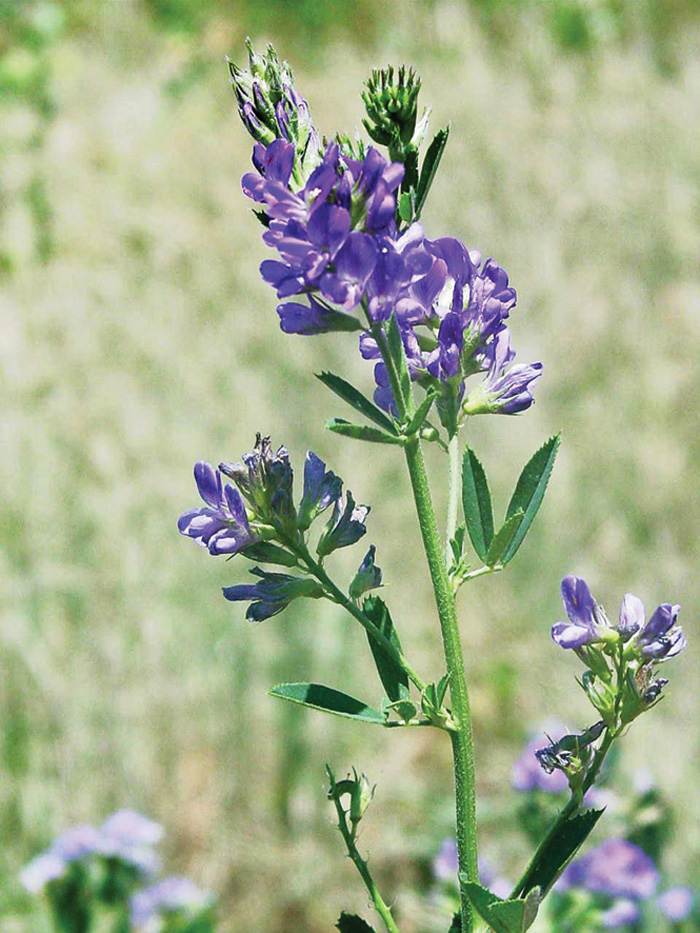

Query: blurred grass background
1,0,699,930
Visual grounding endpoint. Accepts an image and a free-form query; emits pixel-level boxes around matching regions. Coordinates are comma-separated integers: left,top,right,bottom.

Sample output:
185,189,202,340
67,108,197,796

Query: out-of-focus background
1,0,699,929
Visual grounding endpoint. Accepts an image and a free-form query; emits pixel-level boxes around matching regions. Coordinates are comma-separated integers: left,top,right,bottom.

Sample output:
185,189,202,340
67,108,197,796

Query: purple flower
348,545,383,599
178,461,259,557
101,810,163,847
551,576,613,649
297,451,343,530
618,593,644,637
229,41,320,180
560,839,659,900
19,811,163,893
276,296,363,336
20,852,66,893
512,729,569,794
600,899,641,928
223,567,323,622
657,887,694,922
131,876,213,929
319,231,378,311
462,328,543,415
219,434,296,532
636,602,685,660
316,491,370,558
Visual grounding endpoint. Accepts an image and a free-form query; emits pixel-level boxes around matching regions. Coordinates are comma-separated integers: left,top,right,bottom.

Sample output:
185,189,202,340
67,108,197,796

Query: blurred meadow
1,0,699,929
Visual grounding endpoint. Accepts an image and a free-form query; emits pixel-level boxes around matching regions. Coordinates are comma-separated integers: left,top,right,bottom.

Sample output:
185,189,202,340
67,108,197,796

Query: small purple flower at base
131,877,213,930
560,839,659,901
348,545,383,600
600,899,641,929
223,567,323,622
316,491,370,559
657,887,694,922
297,451,343,530
178,461,259,557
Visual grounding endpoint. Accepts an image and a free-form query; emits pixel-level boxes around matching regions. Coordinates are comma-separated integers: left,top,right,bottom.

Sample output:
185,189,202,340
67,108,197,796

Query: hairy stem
446,432,461,564
328,776,401,933
368,315,478,930
403,435,478,930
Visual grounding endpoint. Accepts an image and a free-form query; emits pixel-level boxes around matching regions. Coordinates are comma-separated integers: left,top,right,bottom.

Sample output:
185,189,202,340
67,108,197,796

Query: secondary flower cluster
21,810,163,892
178,436,380,621
232,45,542,427
551,576,685,729
131,877,213,931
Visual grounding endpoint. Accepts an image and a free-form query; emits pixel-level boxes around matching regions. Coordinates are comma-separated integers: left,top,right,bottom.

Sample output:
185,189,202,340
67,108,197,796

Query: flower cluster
230,45,543,433
20,810,163,893
228,39,320,187
179,438,379,621
21,811,213,932
551,576,685,729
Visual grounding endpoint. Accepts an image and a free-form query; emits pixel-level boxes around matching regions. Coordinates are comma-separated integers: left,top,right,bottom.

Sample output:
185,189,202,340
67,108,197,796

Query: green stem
446,432,460,564
461,565,502,584
403,435,478,930
329,782,401,933
368,314,478,930
510,728,616,899
294,543,426,693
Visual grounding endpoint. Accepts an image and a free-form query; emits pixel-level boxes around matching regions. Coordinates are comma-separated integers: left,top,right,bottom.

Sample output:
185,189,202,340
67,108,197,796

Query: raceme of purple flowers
239,105,542,421
20,810,164,893
552,576,686,660
179,442,376,620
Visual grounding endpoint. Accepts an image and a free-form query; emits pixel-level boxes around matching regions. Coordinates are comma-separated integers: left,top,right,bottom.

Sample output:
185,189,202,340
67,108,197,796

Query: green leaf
336,912,377,933
383,698,417,723
326,418,404,445
317,371,398,434
363,596,409,702
502,434,560,563
485,509,524,567
461,447,494,561
386,314,412,410
402,145,420,193
398,191,413,223
415,125,450,219
447,914,461,933
269,683,386,725
461,881,541,933
239,542,298,567
449,525,466,565
403,390,436,435
514,808,605,898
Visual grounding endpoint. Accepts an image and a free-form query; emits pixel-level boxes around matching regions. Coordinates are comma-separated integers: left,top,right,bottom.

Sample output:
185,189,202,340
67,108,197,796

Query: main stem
404,434,478,931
